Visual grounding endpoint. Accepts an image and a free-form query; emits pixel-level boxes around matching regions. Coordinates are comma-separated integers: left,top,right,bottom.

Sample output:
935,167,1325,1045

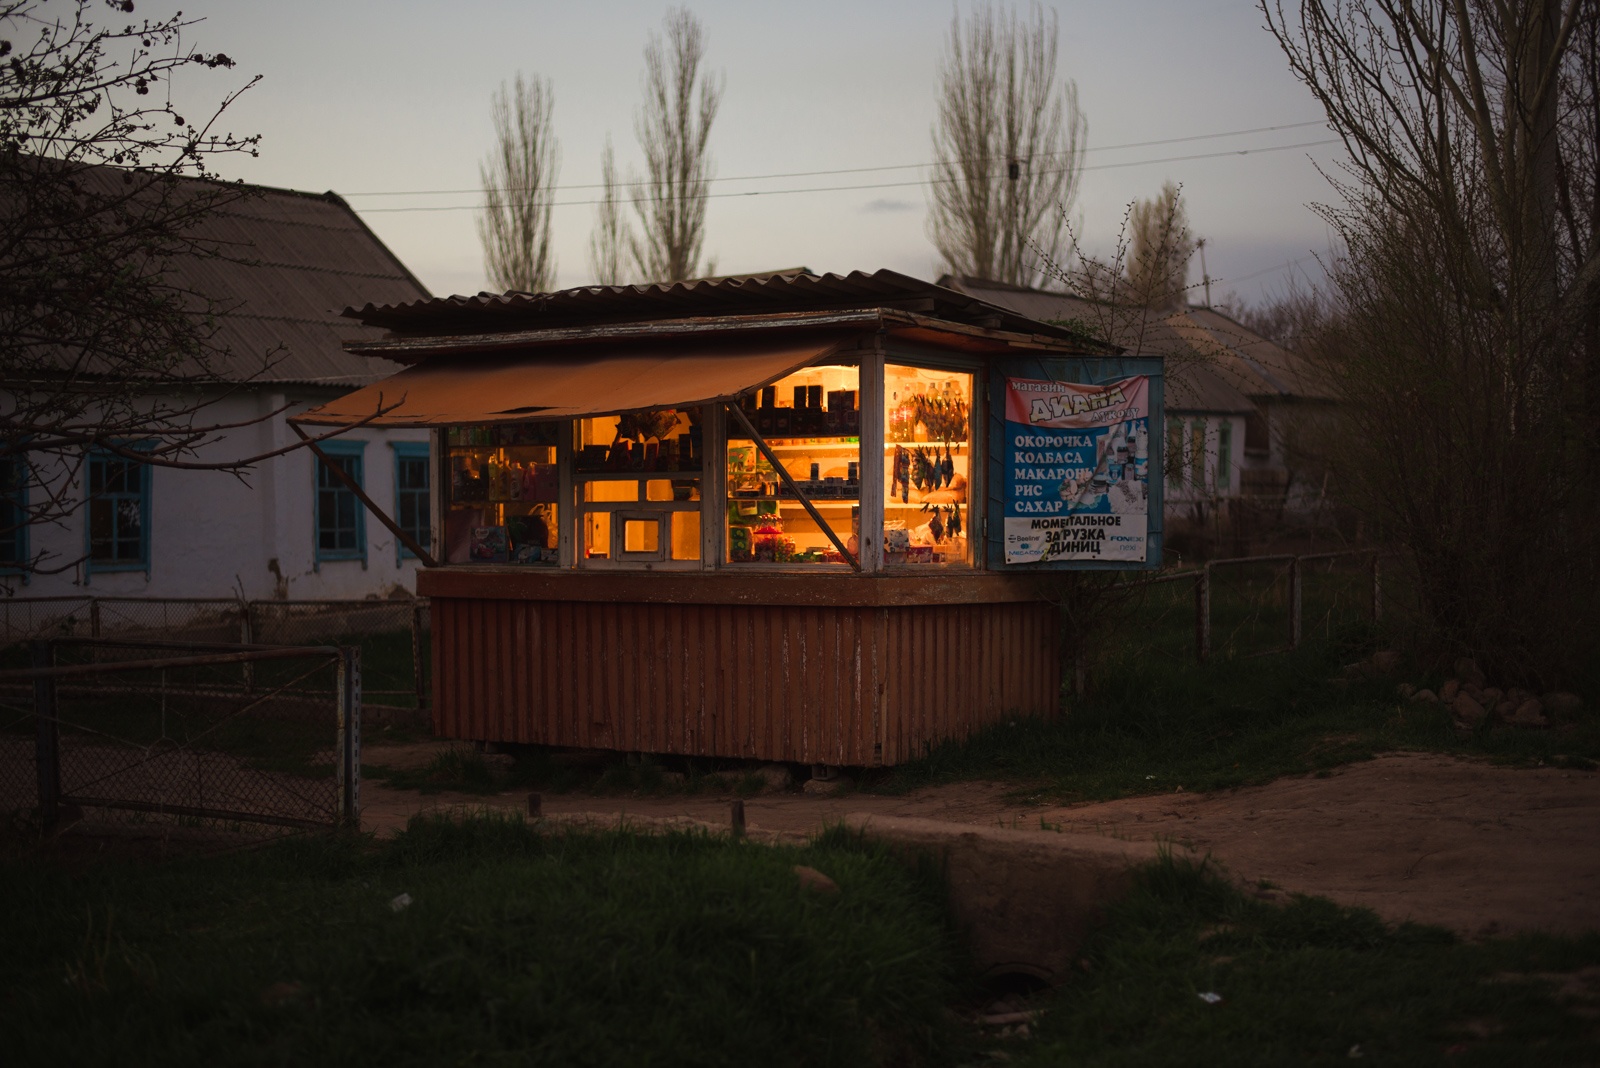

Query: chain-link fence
0,597,427,710
0,638,359,837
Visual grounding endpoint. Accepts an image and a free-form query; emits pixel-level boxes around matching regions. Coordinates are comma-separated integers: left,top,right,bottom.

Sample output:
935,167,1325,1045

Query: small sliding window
576,410,703,568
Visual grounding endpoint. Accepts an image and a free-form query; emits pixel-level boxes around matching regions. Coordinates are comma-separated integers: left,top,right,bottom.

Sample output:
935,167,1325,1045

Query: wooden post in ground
336,646,361,830
412,600,428,711
1195,567,1211,663
31,640,60,830
1288,558,1303,650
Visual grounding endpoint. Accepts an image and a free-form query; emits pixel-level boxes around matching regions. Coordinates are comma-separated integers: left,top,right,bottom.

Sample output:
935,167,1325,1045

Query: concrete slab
845,813,1163,983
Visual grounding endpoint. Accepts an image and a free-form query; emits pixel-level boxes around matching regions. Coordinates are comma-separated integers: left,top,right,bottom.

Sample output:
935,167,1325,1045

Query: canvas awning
291,332,855,427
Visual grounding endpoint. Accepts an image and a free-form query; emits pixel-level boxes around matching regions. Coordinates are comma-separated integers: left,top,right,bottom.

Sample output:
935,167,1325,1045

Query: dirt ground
358,746,1600,939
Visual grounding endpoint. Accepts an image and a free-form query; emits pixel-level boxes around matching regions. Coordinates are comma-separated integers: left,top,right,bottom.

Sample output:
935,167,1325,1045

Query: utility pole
1197,238,1211,307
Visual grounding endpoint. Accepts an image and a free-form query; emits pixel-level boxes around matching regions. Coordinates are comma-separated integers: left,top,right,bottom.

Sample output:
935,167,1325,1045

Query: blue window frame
315,441,367,567
392,442,431,564
1,453,27,573
1217,423,1233,491
86,445,152,574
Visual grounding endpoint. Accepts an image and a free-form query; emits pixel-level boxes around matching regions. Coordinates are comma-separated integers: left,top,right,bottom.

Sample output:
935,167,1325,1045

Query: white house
1,180,434,600
938,275,1338,541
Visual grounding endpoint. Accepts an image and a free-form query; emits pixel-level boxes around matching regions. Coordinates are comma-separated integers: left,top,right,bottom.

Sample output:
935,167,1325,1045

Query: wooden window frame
314,440,368,570
85,442,152,577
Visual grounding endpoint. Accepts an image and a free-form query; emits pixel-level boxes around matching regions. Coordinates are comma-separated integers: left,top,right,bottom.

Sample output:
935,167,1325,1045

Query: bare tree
478,73,559,293
1239,276,1333,353
1126,181,1196,310
1262,0,1600,685
588,136,628,285
928,1,1086,287
629,7,721,284
0,1,312,559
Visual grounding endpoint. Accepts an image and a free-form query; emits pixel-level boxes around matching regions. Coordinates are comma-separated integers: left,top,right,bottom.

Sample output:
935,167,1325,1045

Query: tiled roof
165,182,430,386
939,275,1336,407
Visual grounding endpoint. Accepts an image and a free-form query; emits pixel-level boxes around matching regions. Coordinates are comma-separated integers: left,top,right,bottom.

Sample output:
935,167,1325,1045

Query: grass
7,818,1600,1065
880,614,1600,802
1009,854,1600,1066
0,814,969,1067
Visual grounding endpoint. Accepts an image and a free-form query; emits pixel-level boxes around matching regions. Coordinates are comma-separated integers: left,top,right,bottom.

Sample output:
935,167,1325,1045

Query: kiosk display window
443,423,561,565
883,365,974,567
576,411,703,566
723,364,860,566
437,358,996,573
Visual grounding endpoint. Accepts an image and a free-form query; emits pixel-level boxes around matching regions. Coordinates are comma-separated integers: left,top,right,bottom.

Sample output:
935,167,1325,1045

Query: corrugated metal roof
165,181,431,386
1166,307,1337,401
344,268,1109,351
939,275,1334,406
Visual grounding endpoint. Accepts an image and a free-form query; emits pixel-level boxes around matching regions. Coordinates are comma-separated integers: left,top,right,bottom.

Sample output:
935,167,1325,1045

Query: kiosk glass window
443,423,561,565
724,364,860,566
576,410,702,566
882,364,973,567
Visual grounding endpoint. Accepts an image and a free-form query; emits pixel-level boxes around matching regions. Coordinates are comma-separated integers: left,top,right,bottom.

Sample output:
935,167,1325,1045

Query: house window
1244,410,1269,455
315,441,367,566
1189,420,1207,491
1,454,26,571
1166,418,1184,488
393,442,431,563
1217,423,1232,491
87,447,151,573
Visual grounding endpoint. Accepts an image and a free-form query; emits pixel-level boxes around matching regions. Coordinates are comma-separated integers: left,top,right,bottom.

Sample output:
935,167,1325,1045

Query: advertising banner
1002,375,1151,564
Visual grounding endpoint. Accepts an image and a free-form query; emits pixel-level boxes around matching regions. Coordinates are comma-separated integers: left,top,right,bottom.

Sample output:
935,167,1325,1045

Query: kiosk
295,271,1163,766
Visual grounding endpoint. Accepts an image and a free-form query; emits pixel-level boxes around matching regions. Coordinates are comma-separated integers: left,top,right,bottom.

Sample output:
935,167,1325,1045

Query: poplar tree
928,2,1086,286
478,73,559,293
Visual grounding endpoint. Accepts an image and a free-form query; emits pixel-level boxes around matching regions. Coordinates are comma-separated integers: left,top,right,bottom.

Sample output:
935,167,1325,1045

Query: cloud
860,198,917,214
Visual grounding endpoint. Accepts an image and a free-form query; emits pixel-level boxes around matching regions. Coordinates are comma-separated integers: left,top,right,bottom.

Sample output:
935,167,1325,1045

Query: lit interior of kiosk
438,359,976,571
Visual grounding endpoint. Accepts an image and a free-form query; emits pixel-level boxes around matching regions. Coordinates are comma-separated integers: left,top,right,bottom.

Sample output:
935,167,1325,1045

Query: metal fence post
1195,566,1211,663
1288,557,1303,649
31,640,60,829
88,599,101,638
239,600,255,693
1370,553,1383,623
335,645,361,829
411,600,428,711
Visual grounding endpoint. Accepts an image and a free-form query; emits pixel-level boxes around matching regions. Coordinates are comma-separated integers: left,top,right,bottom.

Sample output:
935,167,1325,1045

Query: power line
1222,254,1320,285
338,119,1329,199
354,138,1340,215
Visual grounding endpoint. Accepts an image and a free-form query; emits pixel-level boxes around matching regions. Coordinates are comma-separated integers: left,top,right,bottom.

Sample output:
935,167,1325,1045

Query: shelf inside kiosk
444,422,561,565
883,364,973,568
578,411,702,565
725,364,860,565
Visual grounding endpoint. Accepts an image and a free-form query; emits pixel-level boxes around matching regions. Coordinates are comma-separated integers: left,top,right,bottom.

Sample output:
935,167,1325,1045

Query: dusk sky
157,0,1344,308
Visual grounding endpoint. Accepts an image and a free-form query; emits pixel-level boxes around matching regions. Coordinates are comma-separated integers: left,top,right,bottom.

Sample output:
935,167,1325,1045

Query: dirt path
359,749,1600,938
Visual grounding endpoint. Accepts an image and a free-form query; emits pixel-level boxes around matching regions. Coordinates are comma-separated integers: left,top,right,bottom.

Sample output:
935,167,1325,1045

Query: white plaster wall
1162,414,1244,505
3,387,430,600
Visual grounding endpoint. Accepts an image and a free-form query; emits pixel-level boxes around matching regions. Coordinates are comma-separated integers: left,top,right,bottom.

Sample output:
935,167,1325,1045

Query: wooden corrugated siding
430,597,1059,766
877,600,1059,763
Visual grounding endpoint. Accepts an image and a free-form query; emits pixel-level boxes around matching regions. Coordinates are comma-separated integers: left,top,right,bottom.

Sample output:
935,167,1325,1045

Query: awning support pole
724,403,861,572
291,423,440,568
